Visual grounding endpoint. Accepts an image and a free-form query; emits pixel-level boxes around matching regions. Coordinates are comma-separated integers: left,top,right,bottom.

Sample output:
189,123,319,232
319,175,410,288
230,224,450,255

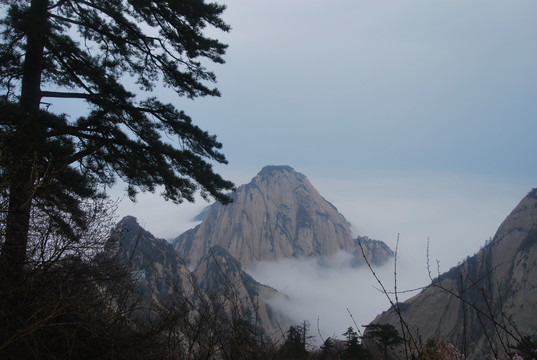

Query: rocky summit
110,215,196,304
173,165,393,268
368,189,537,359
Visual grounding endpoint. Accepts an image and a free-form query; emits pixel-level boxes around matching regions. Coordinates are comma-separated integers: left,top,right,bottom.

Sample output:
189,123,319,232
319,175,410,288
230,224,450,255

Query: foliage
363,323,404,360
411,339,465,360
0,218,165,358
1,209,280,359
279,322,312,360
0,1,238,355
410,337,537,360
0,0,235,275
281,325,307,359
342,327,370,360
320,337,337,360
0,199,174,358
510,336,537,360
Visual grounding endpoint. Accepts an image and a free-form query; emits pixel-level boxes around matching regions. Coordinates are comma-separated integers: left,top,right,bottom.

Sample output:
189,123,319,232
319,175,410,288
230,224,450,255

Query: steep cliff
111,215,196,303
111,216,287,338
193,245,289,338
369,189,537,359
174,165,393,268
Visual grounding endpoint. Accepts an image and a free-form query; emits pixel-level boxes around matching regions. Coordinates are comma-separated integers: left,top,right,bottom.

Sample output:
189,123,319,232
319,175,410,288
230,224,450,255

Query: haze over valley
116,166,536,350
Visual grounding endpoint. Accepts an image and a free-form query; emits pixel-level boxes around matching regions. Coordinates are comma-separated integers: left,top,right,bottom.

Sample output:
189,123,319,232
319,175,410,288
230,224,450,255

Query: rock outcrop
174,165,393,268
193,245,289,338
110,216,287,338
111,215,195,303
368,189,537,359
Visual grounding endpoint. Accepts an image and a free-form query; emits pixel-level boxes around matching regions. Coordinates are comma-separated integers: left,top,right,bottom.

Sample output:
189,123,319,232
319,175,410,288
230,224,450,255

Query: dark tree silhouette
342,327,370,360
510,335,537,360
279,321,312,359
363,323,403,360
320,337,336,360
0,0,234,276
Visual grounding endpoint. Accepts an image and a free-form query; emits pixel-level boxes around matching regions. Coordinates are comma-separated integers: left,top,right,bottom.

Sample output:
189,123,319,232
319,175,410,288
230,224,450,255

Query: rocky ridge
368,189,537,359
112,215,195,302
111,216,283,337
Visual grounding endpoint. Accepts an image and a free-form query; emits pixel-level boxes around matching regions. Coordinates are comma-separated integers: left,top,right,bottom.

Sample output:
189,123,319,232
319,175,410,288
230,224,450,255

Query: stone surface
111,216,287,338
368,189,537,359
193,245,290,338
174,165,393,268
112,215,195,302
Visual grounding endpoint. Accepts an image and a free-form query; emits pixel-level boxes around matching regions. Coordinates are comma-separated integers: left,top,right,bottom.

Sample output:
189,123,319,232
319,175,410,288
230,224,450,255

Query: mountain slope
193,245,289,337
111,215,195,303
111,216,287,338
369,189,537,359
174,165,393,268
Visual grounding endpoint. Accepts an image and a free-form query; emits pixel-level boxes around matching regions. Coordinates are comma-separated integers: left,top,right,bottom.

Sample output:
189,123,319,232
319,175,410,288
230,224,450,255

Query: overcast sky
121,0,536,251
184,0,537,178
115,0,536,339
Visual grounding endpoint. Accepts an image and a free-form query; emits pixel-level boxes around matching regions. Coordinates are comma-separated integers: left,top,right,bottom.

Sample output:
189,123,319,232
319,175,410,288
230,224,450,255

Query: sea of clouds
113,171,532,344
246,251,420,345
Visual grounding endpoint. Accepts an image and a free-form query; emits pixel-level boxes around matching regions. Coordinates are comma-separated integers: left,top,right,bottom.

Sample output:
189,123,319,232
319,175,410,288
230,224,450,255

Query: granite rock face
112,166,396,340
193,245,288,337
174,165,393,268
368,189,537,359
111,216,286,338
111,215,195,303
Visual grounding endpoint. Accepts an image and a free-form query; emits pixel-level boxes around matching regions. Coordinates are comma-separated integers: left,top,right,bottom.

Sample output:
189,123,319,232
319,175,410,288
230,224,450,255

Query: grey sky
118,0,536,260
175,0,536,179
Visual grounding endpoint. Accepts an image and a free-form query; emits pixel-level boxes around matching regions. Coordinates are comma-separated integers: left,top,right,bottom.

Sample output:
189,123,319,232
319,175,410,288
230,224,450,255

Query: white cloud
113,168,533,346
247,253,416,346
309,171,530,271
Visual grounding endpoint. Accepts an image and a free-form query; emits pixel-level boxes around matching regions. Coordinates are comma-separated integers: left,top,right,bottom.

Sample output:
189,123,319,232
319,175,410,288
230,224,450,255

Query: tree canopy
363,323,403,360
0,0,234,273
342,327,369,359
279,322,312,359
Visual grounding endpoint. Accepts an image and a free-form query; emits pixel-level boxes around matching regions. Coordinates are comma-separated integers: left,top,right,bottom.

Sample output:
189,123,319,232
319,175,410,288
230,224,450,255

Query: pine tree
363,323,403,360
280,322,312,359
343,327,370,360
0,0,234,276
320,337,336,360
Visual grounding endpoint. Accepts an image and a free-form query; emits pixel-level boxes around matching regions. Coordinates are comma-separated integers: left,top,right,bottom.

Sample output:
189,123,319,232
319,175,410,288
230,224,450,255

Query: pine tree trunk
1,0,48,277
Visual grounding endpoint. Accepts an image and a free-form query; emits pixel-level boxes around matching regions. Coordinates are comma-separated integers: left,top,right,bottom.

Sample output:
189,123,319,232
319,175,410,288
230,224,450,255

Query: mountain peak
117,215,140,228
257,165,296,177
253,165,308,187
174,166,393,268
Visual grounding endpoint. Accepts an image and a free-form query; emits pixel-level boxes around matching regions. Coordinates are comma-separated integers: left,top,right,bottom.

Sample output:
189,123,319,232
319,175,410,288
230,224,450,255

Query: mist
112,171,532,346
113,171,531,270
247,251,420,346
308,172,529,274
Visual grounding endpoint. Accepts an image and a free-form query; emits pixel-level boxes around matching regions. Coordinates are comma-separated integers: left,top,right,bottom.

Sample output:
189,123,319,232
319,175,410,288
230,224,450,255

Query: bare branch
41,90,92,99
